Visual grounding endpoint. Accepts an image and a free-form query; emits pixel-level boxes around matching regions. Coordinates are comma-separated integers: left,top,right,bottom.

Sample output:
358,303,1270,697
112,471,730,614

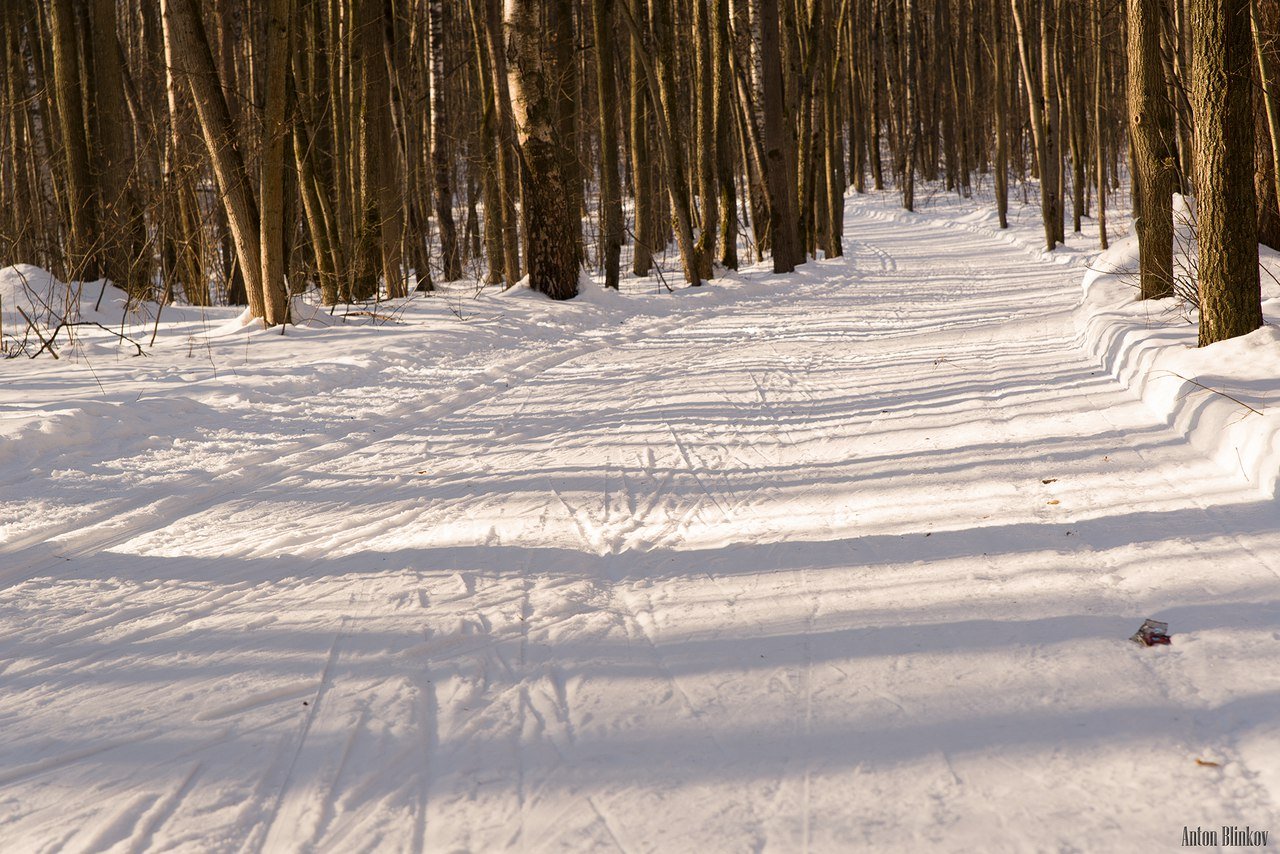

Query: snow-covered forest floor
2,192,1279,851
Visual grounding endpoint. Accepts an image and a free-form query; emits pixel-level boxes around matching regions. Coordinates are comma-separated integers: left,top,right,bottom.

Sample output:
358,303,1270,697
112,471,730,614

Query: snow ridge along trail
2,194,1279,851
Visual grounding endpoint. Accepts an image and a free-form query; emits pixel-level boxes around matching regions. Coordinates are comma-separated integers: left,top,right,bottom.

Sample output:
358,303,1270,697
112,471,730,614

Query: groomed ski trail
1,193,1278,852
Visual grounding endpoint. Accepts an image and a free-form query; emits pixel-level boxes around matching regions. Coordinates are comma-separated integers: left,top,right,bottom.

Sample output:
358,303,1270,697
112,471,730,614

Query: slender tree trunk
1009,0,1053,249
694,0,719,279
429,0,461,281
993,0,1009,228
1063,3,1085,233
162,0,266,320
629,0,655,276
479,0,520,285
1041,0,1063,243
729,0,770,260
162,9,209,305
902,0,917,212
1093,0,1108,249
592,0,623,289
1253,0,1280,211
1255,77,1280,249
619,0,701,284
468,0,505,285
714,0,739,269
1127,0,1176,299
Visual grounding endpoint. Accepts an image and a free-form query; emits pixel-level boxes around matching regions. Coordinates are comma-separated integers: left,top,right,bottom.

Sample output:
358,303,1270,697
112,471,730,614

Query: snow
2,192,1279,851
1080,231,1280,500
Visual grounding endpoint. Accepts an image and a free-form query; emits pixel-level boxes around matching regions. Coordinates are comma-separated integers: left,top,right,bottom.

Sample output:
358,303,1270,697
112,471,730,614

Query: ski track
2,193,1279,851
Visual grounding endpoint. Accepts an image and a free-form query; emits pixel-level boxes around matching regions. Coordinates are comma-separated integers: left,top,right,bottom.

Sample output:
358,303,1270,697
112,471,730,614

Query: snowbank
0,264,230,359
1077,230,1280,498
866,190,1280,498
0,264,80,342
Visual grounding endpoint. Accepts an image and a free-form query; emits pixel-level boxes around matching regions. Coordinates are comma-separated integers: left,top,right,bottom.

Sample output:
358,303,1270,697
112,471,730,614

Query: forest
6,2,1280,849
0,0,1273,345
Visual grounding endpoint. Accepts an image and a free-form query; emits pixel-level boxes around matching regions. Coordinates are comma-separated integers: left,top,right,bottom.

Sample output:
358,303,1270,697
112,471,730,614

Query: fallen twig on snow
19,308,148,359
1155,370,1264,417
16,306,58,360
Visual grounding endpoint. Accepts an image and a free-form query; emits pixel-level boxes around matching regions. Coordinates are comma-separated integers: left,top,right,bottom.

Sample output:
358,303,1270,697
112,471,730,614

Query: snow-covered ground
2,192,1278,852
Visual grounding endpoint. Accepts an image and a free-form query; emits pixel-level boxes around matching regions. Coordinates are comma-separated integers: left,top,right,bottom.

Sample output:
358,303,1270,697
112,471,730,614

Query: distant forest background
0,0,1272,343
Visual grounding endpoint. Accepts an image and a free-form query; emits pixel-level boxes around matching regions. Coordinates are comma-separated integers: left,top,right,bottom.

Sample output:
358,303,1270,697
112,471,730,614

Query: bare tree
507,0,580,298
1191,0,1263,344
1127,0,1177,298
760,0,801,272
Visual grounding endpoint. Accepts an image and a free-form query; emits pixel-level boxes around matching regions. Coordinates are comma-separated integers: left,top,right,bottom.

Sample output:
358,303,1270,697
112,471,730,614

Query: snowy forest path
1,194,1278,851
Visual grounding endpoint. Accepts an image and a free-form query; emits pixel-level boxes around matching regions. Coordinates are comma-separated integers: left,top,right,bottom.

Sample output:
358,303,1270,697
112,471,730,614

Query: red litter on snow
1130,619,1171,646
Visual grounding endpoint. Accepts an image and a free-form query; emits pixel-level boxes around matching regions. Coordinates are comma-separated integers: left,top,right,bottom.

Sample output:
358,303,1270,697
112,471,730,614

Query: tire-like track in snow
2,194,1278,851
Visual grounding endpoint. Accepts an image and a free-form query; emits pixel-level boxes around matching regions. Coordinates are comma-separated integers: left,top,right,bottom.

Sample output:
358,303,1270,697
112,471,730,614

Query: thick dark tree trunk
50,0,98,280
259,0,292,325
508,0,579,299
760,0,801,272
90,0,147,296
1191,0,1262,345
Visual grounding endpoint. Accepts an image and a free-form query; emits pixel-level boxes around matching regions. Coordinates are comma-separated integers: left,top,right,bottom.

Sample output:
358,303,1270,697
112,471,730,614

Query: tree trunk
1127,0,1177,299
1009,0,1054,249
592,0,623,289
1093,0,1108,249
259,0,292,325
1041,0,1063,243
1253,0,1280,213
50,0,98,280
477,0,521,286
714,0,739,269
508,0,579,298
162,0,266,320
619,0,701,284
467,0,506,285
902,0,918,212
993,0,1009,228
694,0,719,279
629,0,655,276
760,0,802,272
90,0,147,296
1191,0,1262,345
429,0,461,281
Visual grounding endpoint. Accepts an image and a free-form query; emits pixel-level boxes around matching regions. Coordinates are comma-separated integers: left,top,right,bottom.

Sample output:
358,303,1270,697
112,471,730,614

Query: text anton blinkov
1182,826,1269,847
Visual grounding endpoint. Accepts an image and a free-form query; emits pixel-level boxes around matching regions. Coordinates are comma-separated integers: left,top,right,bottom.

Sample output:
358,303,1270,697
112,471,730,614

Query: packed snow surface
2,193,1278,852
